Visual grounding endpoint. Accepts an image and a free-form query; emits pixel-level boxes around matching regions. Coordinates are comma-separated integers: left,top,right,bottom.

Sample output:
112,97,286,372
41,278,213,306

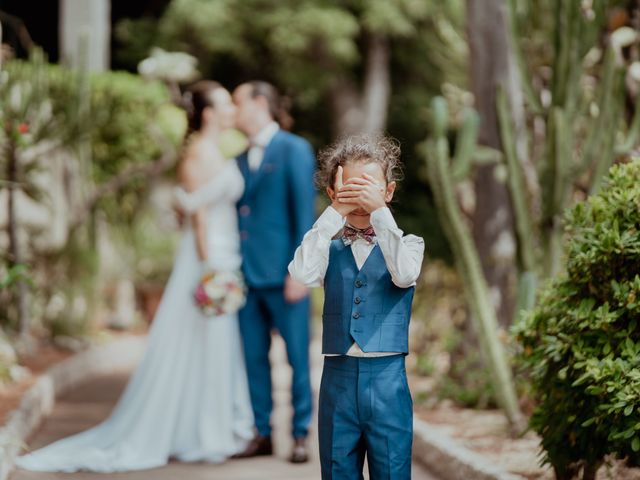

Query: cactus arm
506,0,543,114
424,97,525,430
579,48,622,175
473,146,503,166
551,0,575,107
496,88,537,273
513,270,538,325
615,92,640,154
540,106,572,278
452,109,480,181
590,96,621,194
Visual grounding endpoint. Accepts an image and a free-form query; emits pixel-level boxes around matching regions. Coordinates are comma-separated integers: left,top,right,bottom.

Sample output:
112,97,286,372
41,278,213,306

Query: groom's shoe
289,437,309,464
232,435,273,458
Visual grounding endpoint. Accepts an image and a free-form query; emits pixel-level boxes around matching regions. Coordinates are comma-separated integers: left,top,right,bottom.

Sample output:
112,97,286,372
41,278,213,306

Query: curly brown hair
316,134,403,191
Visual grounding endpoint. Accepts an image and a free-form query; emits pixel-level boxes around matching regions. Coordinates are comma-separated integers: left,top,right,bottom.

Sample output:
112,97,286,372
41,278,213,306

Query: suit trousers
238,287,312,439
318,354,413,480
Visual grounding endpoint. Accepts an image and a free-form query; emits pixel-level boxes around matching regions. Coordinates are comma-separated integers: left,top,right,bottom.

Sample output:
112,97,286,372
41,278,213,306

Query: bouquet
194,270,246,317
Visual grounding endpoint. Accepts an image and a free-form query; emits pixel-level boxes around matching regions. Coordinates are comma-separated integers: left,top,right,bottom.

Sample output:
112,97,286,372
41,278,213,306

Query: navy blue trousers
238,287,312,439
318,355,413,480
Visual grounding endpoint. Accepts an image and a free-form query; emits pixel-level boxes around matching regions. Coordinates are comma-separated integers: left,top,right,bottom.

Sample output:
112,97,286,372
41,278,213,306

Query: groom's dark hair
247,80,293,130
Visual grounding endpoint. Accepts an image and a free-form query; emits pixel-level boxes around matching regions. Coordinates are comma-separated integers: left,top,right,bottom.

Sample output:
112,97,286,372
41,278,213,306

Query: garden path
12,336,439,480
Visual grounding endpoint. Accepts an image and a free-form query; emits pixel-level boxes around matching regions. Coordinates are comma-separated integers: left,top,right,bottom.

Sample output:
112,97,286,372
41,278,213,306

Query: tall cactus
417,0,640,435
422,97,525,431
505,0,638,279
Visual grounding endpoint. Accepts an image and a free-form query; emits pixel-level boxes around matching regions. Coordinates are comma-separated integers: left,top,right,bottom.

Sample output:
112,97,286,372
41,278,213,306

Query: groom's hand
284,275,309,304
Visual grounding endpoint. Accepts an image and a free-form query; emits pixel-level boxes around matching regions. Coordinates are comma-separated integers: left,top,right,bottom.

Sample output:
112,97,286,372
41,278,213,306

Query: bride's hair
182,80,224,135
246,80,294,131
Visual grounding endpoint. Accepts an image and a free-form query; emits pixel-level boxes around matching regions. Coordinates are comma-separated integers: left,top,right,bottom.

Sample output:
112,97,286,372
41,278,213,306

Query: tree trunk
6,141,30,342
467,0,521,327
329,76,363,137
329,33,392,137
362,33,391,135
582,461,601,480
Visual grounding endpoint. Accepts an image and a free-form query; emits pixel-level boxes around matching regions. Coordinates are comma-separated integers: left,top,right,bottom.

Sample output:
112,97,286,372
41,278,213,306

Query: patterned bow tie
341,225,376,246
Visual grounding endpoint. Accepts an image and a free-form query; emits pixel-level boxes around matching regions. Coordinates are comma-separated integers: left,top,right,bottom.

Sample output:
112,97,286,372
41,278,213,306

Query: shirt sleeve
288,206,344,287
370,207,425,288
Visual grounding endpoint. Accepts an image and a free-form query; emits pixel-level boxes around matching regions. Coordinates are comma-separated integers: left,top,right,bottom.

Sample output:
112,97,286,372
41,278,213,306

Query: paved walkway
12,336,439,480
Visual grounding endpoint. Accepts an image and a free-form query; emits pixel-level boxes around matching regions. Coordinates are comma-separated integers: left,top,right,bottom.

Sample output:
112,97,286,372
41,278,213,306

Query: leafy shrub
514,159,640,479
1,53,183,339
3,55,184,225
89,70,185,223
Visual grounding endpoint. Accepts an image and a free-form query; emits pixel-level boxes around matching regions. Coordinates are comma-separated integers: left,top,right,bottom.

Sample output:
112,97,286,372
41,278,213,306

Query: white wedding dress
16,160,254,473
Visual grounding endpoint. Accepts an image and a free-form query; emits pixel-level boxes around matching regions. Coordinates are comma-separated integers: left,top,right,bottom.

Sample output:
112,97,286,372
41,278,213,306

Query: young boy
288,134,425,479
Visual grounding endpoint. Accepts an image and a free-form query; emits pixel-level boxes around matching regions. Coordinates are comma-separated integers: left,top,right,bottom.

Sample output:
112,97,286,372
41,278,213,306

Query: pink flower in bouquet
194,283,210,306
194,270,246,317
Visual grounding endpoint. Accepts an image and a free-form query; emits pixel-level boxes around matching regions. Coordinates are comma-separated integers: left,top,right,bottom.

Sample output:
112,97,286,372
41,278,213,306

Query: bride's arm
192,208,209,264
174,148,233,214
174,179,228,213
178,147,210,265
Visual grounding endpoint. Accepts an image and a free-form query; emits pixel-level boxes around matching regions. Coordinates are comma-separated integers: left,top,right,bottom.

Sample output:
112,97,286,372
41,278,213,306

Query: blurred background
0,0,460,370
1,3,640,474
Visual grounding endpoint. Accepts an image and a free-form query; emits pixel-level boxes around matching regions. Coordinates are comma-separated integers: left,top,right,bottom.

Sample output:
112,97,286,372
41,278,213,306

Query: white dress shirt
248,121,279,171
288,206,425,357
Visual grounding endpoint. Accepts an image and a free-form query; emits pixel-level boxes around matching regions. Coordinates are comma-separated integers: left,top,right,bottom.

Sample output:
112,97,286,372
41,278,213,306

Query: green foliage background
88,71,184,223
0,53,183,336
113,0,468,260
514,160,640,476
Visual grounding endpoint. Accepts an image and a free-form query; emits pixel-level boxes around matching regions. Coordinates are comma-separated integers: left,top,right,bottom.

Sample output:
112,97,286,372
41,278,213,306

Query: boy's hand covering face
337,173,393,213
329,166,359,216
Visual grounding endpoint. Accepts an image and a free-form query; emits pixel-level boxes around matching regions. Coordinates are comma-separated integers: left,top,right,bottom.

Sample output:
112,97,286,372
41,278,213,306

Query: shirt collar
251,121,279,148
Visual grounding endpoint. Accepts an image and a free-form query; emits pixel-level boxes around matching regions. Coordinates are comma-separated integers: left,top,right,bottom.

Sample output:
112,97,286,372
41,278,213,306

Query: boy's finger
335,166,344,189
337,192,361,199
344,177,372,185
361,173,384,189
338,184,365,192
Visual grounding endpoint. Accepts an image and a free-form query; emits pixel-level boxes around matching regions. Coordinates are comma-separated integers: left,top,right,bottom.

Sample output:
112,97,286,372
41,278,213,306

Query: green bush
514,159,640,479
3,55,184,224
89,71,185,223
1,53,183,339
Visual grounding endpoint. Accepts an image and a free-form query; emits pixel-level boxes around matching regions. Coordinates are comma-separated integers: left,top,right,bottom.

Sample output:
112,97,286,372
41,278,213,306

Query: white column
59,0,110,71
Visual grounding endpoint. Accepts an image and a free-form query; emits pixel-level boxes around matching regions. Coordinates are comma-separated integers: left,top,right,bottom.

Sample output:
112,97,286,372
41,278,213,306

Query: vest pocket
373,312,406,325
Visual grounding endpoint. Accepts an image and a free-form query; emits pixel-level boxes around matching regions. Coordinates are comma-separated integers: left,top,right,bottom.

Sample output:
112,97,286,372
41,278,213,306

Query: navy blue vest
322,240,415,355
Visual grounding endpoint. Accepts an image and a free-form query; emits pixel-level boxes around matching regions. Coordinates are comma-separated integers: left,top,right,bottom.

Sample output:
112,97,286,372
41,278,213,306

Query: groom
232,81,316,463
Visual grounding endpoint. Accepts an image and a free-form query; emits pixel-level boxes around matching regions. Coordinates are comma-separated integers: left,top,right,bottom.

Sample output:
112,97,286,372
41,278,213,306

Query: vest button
354,297,361,304
355,280,363,288
352,312,360,319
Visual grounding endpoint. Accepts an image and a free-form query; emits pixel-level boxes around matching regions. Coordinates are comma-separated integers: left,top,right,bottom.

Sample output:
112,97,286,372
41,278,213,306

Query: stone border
0,336,146,480
413,417,526,480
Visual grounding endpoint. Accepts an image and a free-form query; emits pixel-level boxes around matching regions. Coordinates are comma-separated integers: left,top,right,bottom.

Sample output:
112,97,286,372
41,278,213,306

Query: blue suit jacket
236,130,316,288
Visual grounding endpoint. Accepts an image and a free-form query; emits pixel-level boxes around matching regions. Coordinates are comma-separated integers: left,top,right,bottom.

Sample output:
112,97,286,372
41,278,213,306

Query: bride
16,81,254,472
